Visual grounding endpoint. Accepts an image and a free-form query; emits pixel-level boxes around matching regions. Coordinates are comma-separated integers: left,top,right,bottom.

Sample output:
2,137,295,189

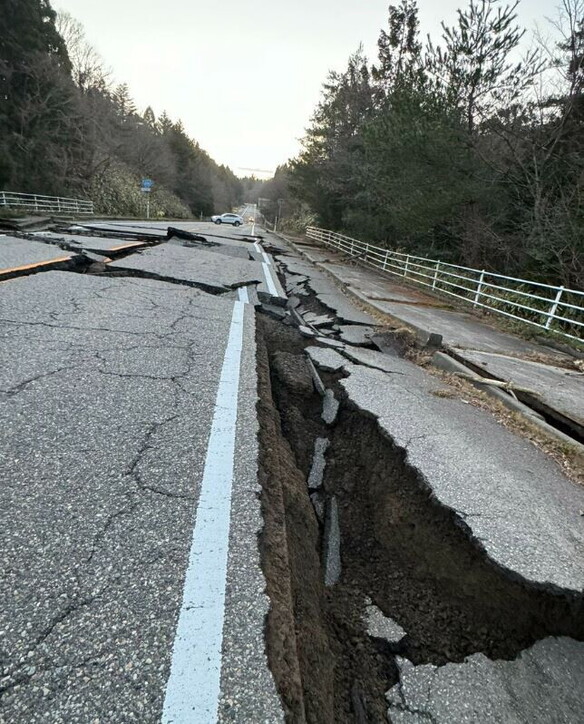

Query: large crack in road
257,314,392,722
2,224,583,721
255,251,584,723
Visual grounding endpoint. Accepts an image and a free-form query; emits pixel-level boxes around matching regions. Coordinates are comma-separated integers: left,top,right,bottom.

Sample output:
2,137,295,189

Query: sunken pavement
0,218,583,723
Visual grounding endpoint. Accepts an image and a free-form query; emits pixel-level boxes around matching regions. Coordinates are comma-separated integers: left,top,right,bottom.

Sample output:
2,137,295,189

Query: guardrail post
300,228,582,342
0,191,5,207
432,261,440,289
34,196,38,212
473,270,485,307
545,286,564,329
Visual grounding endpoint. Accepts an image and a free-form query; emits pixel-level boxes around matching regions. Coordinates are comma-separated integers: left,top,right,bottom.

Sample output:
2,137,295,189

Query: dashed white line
162,300,245,724
254,240,272,267
253,241,279,297
262,262,279,297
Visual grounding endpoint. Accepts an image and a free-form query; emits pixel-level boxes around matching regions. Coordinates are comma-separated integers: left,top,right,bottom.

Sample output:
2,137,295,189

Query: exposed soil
326,403,584,665
256,315,392,723
256,306,584,724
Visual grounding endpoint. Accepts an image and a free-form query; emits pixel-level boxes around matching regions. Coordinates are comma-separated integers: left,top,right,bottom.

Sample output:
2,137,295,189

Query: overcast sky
56,0,555,177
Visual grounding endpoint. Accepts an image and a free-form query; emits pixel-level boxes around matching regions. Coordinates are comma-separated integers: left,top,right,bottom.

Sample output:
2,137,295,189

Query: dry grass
290,239,584,484
430,388,459,399
471,348,584,371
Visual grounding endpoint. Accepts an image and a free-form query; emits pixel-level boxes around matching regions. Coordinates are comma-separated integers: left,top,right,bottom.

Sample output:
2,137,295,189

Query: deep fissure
256,308,584,724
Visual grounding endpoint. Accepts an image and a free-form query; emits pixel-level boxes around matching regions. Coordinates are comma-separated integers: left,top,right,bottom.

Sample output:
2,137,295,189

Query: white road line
162,300,246,724
254,241,272,267
253,241,279,296
262,262,279,297
238,286,249,304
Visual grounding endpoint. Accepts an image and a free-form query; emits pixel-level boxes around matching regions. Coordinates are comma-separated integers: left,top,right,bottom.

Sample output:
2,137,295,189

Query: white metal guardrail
306,227,584,342
0,191,94,215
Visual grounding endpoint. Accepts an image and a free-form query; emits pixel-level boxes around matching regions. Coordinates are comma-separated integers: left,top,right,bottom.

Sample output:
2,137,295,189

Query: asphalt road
387,637,584,723
271,230,584,721
0,222,282,722
0,235,76,277
3,218,583,722
339,361,584,592
293,239,584,433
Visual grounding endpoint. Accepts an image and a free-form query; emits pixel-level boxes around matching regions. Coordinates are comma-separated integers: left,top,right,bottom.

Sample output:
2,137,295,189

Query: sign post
141,178,154,219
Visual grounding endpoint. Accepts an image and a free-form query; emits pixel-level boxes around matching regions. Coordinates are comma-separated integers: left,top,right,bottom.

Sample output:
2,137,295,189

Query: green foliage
372,0,423,96
355,90,474,244
426,0,541,136
0,0,83,192
290,48,374,229
0,0,70,68
0,1,243,217
89,162,190,218
287,0,584,290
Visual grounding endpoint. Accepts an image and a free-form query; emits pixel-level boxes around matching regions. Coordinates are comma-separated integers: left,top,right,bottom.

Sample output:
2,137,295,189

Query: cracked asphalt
0,235,77,276
0,222,282,722
338,362,584,592
290,235,584,432
272,232,584,592
268,229,584,721
109,244,266,295
387,637,584,723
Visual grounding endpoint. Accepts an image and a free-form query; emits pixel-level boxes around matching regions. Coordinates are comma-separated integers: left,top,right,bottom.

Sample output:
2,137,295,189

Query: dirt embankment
255,307,584,724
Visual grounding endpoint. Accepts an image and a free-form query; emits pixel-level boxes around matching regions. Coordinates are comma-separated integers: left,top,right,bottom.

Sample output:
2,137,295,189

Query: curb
277,233,584,455
272,232,445,349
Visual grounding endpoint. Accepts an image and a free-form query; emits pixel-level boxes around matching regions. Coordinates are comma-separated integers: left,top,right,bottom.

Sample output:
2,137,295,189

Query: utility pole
275,198,284,232
251,204,256,236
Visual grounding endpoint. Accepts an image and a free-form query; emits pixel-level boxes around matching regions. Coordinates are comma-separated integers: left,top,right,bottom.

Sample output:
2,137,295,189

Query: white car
211,213,244,226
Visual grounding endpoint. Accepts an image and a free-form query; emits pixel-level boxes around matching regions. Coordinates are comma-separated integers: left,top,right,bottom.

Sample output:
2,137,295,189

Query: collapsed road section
255,232,584,723
288,233,584,451
1,220,584,723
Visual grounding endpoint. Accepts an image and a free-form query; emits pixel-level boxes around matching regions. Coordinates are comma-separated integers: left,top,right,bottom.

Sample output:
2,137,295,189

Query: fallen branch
451,371,537,400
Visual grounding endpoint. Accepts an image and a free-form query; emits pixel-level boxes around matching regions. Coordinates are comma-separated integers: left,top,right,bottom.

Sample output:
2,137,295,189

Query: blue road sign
141,178,154,190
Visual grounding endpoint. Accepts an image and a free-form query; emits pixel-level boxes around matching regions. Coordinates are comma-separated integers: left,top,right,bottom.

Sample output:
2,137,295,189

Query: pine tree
290,49,374,228
143,106,157,129
0,0,70,68
372,0,423,96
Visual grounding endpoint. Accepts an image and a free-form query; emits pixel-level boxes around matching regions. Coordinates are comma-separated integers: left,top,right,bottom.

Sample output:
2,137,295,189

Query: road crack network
0,595,97,696
125,414,196,501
